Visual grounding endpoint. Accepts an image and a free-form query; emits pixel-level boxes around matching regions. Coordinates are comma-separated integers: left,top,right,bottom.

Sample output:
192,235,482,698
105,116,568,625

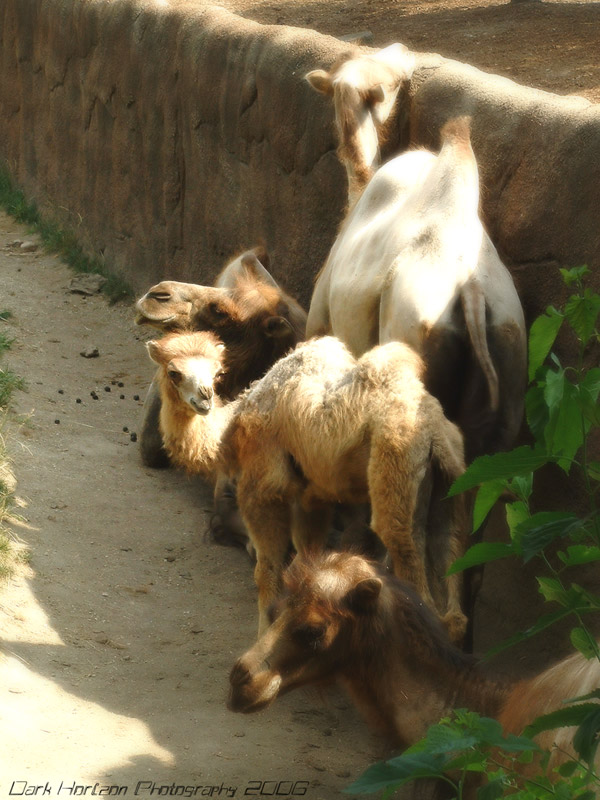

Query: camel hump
440,116,472,151
460,278,500,412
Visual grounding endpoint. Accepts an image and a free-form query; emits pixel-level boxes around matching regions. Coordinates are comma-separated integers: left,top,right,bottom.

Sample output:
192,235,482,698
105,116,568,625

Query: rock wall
2,0,600,669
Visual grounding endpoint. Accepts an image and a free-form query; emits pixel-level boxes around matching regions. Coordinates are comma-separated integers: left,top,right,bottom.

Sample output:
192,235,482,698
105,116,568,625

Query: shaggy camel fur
229,551,600,777
148,331,469,641
136,245,306,468
304,93,527,462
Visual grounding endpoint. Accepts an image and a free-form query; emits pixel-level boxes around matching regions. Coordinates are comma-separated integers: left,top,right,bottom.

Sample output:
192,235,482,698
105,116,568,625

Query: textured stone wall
2,0,600,668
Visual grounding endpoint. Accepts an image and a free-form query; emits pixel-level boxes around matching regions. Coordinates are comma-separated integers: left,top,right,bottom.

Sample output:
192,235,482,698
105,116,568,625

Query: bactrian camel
147,331,469,641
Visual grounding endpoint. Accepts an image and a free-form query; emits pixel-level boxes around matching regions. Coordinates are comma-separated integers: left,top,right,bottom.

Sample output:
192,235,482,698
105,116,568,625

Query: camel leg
140,375,171,469
211,474,253,558
368,437,436,611
292,488,333,556
237,475,292,636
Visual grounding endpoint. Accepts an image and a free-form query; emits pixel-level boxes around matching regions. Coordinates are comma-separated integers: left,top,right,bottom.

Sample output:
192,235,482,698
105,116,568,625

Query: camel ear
241,252,278,288
344,578,382,614
263,316,294,339
306,69,333,96
146,340,163,364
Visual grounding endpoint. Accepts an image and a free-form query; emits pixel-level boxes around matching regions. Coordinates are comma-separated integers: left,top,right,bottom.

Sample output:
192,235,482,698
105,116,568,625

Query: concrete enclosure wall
2,0,600,666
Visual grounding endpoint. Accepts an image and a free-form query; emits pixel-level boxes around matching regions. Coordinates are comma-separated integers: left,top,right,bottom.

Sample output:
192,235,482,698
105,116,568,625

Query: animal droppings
133,394,140,401
118,382,124,388
76,398,82,404
123,426,129,433
120,394,125,400
130,432,137,442
90,391,98,400
58,389,64,394
104,386,111,392
54,419,60,424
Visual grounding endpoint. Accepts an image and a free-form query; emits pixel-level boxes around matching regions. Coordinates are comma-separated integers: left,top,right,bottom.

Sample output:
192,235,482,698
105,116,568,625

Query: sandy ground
0,210,382,800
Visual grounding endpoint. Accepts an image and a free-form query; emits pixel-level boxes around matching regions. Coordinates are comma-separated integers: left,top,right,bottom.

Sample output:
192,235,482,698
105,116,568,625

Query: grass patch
0,164,133,304
0,315,27,583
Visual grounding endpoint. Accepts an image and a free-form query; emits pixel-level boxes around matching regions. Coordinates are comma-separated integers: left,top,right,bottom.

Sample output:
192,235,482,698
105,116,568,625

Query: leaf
573,707,600,766
564,290,600,346
472,480,507,532
588,462,600,482
543,380,585,471
558,545,600,568
560,266,591,287
477,776,507,800
570,627,600,660
509,473,534,503
449,447,548,496
524,703,600,739
526,383,550,442
537,577,569,604
528,307,564,381
505,501,531,543
447,542,516,576
513,512,583,562
345,752,449,794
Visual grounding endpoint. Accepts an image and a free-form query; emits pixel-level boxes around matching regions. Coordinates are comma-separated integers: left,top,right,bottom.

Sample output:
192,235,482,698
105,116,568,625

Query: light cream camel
148,331,469,641
305,117,527,462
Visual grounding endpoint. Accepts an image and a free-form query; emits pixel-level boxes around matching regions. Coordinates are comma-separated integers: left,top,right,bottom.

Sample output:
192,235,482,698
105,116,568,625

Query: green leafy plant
347,267,600,798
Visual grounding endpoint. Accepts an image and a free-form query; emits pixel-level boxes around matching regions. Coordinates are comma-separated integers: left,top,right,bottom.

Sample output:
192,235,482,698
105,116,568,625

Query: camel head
228,552,383,714
147,331,226,415
135,280,237,333
306,43,415,205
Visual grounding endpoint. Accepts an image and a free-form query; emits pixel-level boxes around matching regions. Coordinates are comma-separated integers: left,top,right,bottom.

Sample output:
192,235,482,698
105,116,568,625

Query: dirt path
0,210,381,799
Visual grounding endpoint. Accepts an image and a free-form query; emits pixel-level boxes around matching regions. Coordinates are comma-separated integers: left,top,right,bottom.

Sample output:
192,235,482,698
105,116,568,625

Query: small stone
69,273,106,295
80,347,100,359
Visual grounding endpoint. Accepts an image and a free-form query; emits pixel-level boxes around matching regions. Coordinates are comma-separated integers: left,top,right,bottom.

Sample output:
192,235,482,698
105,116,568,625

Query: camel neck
159,389,239,479
339,602,508,748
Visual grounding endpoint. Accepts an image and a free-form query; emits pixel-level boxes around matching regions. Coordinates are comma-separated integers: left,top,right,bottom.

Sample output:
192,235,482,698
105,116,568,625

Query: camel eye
293,623,326,650
167,369,182,384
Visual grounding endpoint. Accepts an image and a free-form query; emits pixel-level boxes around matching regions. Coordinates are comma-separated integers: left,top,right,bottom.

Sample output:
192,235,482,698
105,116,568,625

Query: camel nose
229,659,252,688
190,385,214,414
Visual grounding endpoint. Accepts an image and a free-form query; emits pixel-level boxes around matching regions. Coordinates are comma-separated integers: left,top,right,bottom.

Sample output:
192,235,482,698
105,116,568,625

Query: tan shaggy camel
229,551,600,782
147,331,469,641
304,90,527,463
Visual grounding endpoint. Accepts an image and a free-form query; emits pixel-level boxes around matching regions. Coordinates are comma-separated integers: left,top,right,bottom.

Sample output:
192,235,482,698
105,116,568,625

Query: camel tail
440,116,473,154
500,649,600,766
460,278,499,412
